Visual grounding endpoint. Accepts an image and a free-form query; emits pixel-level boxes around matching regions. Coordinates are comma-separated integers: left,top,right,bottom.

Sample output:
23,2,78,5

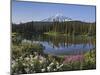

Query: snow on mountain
42,14,73,22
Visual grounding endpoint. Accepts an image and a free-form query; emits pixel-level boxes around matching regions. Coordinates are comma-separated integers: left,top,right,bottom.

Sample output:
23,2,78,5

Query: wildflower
22,63,26,66
30,55,33,58
25,57,30,61
12,60,15,64
16,59,18,62
63,55,84,64
47,66,51,71
24,68,30,73
57,64,64,69
12,63,16,68
30,63,34,66
41,68,45,72
19,56,23,60
49,62,54,66
60,64,64,67
53,69,56,71
33,55,39,60
39,56,46,64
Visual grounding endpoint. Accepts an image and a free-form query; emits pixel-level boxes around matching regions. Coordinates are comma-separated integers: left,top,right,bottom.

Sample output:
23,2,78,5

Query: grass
44,31,94,37
44,31,73,36
44,31,61,36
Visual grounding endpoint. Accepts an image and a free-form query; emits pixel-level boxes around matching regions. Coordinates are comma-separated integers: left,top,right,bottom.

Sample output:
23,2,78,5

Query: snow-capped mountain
42,14,73,22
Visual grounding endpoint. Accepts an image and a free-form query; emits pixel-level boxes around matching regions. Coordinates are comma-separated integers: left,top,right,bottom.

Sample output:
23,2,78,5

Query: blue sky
12,0,96,24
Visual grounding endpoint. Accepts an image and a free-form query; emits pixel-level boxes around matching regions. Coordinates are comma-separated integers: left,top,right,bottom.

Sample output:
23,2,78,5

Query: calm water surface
21,34,95,56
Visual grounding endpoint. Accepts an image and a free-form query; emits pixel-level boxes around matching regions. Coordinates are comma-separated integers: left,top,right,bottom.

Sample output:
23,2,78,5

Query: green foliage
12,42,43,59
62,62,82,71
82,50,96,69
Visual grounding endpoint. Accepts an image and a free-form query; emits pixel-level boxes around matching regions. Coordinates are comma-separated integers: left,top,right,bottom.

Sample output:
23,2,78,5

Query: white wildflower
12,60,15,64
19,56,23,60
39,60,43,64
49,62,54,66
24,68,29,73
25,57,30,61
53,69,56,71
16,59,18,62
59,64,64,68
33,56,38,60
12,63,16,68
22,63,26,66
30,63,34,66
30,55,33,58
47,66,51,71
41,68,45,72
57,64,64,69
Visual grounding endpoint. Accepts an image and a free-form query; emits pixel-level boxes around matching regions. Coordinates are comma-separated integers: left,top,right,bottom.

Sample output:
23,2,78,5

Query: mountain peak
55,13,63,17
42,14,73,22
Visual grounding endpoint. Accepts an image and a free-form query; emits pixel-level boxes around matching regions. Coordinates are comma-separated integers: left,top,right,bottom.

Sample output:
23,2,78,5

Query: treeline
12,21,96,35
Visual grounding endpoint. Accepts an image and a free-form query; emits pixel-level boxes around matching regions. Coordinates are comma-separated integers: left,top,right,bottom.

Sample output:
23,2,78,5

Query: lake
21,34,95,56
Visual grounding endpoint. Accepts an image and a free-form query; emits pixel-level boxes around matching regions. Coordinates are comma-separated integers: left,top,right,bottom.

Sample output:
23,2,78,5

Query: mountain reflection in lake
21,34,95,56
